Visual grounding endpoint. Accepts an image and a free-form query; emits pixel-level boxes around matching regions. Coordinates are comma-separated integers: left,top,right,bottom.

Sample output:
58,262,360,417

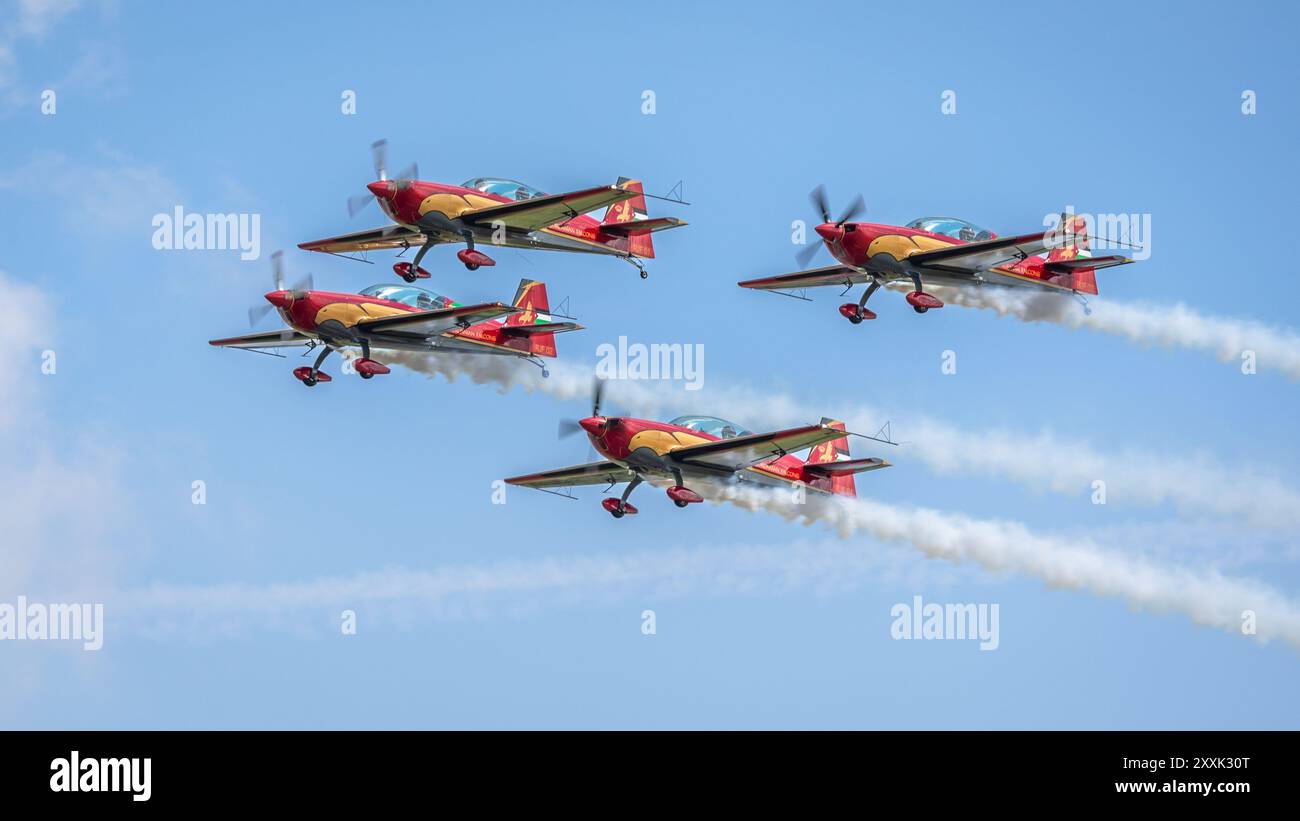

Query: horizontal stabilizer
804,457,891,476
1043,255,1132,274
599,217,687,237
502,321,584,336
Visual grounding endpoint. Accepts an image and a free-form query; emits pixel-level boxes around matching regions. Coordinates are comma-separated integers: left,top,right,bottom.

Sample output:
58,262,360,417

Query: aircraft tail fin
1046,213,1100,295
504,279,559,357
601,178,656,258
803,418,857,497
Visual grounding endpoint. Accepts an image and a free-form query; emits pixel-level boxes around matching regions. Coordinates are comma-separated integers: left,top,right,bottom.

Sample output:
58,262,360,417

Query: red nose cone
367,180,394,198
814,223,844,242
264,290,292,309
579,416,608,436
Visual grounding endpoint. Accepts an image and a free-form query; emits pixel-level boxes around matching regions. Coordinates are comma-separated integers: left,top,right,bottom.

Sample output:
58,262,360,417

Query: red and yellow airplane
210,252,579,386
299,140,687,282
739,187,1134,323
505,383,891,518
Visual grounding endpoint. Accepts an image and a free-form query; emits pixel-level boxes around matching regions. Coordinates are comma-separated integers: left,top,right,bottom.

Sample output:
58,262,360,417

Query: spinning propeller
796,184,865,267
247,250,313,327
557,378,608,439
347,139,420,217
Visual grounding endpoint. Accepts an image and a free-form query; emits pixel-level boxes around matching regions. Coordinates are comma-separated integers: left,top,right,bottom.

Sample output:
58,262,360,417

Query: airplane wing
298,224,426,254
209,329,312,349
356,302,519,338
738,264,871,291
504,461,637,489
458,185,637,232
905,230,1063,274
669,424,848,473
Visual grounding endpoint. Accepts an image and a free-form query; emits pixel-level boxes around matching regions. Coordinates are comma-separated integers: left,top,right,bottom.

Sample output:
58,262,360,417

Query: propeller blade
289,273,313,294
271,250,285,291
558,419,583,439
836,193,865,226
809,184,831,224
795,241,822,268
347,191,374,217
394,161,418,183
248,302,273,328
371,139,388,181
591,377,607,418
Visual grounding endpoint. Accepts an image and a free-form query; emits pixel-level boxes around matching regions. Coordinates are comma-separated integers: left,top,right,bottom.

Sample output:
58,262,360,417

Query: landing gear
457,233,495,271
524,355,550,379
353,358,390,379
392,262,431,283
624,256,649,279
602,498,638,518
666,469,703,509
293,345,334,387
666,486,703,507
839,279,881,324
351,341,390,380
604,475,643,519
906,273,943,314
395,239,437,282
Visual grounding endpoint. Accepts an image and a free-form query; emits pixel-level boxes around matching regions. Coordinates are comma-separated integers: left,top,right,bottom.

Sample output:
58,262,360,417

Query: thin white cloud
0,149,180,235
0,272,128,598
114,539,949,639
0,0,86,105
112,492,1300,652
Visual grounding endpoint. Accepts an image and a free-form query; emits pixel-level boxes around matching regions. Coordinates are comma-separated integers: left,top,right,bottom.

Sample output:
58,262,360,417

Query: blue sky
2,0,1298,728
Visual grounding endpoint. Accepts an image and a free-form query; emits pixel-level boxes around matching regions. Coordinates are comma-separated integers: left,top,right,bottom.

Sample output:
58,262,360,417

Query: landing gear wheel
639,270,648,279
541,368,550,378
294,365,331,386
602,497,638,518
838,303,875,324
466,263,479,271
666,485,704,506
402,273,417,283
360,371,373,380
905,290,943,312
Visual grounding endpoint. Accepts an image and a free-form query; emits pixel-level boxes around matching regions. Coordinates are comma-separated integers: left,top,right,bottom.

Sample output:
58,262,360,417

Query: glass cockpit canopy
906,216,995,242
461,177,548,202
669,415,752,440
358,284,453,311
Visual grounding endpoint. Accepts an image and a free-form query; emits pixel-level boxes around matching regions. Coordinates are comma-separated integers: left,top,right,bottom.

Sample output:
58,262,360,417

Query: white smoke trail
705,483,1300,650
919,284,1300,380
380,352,1300,530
